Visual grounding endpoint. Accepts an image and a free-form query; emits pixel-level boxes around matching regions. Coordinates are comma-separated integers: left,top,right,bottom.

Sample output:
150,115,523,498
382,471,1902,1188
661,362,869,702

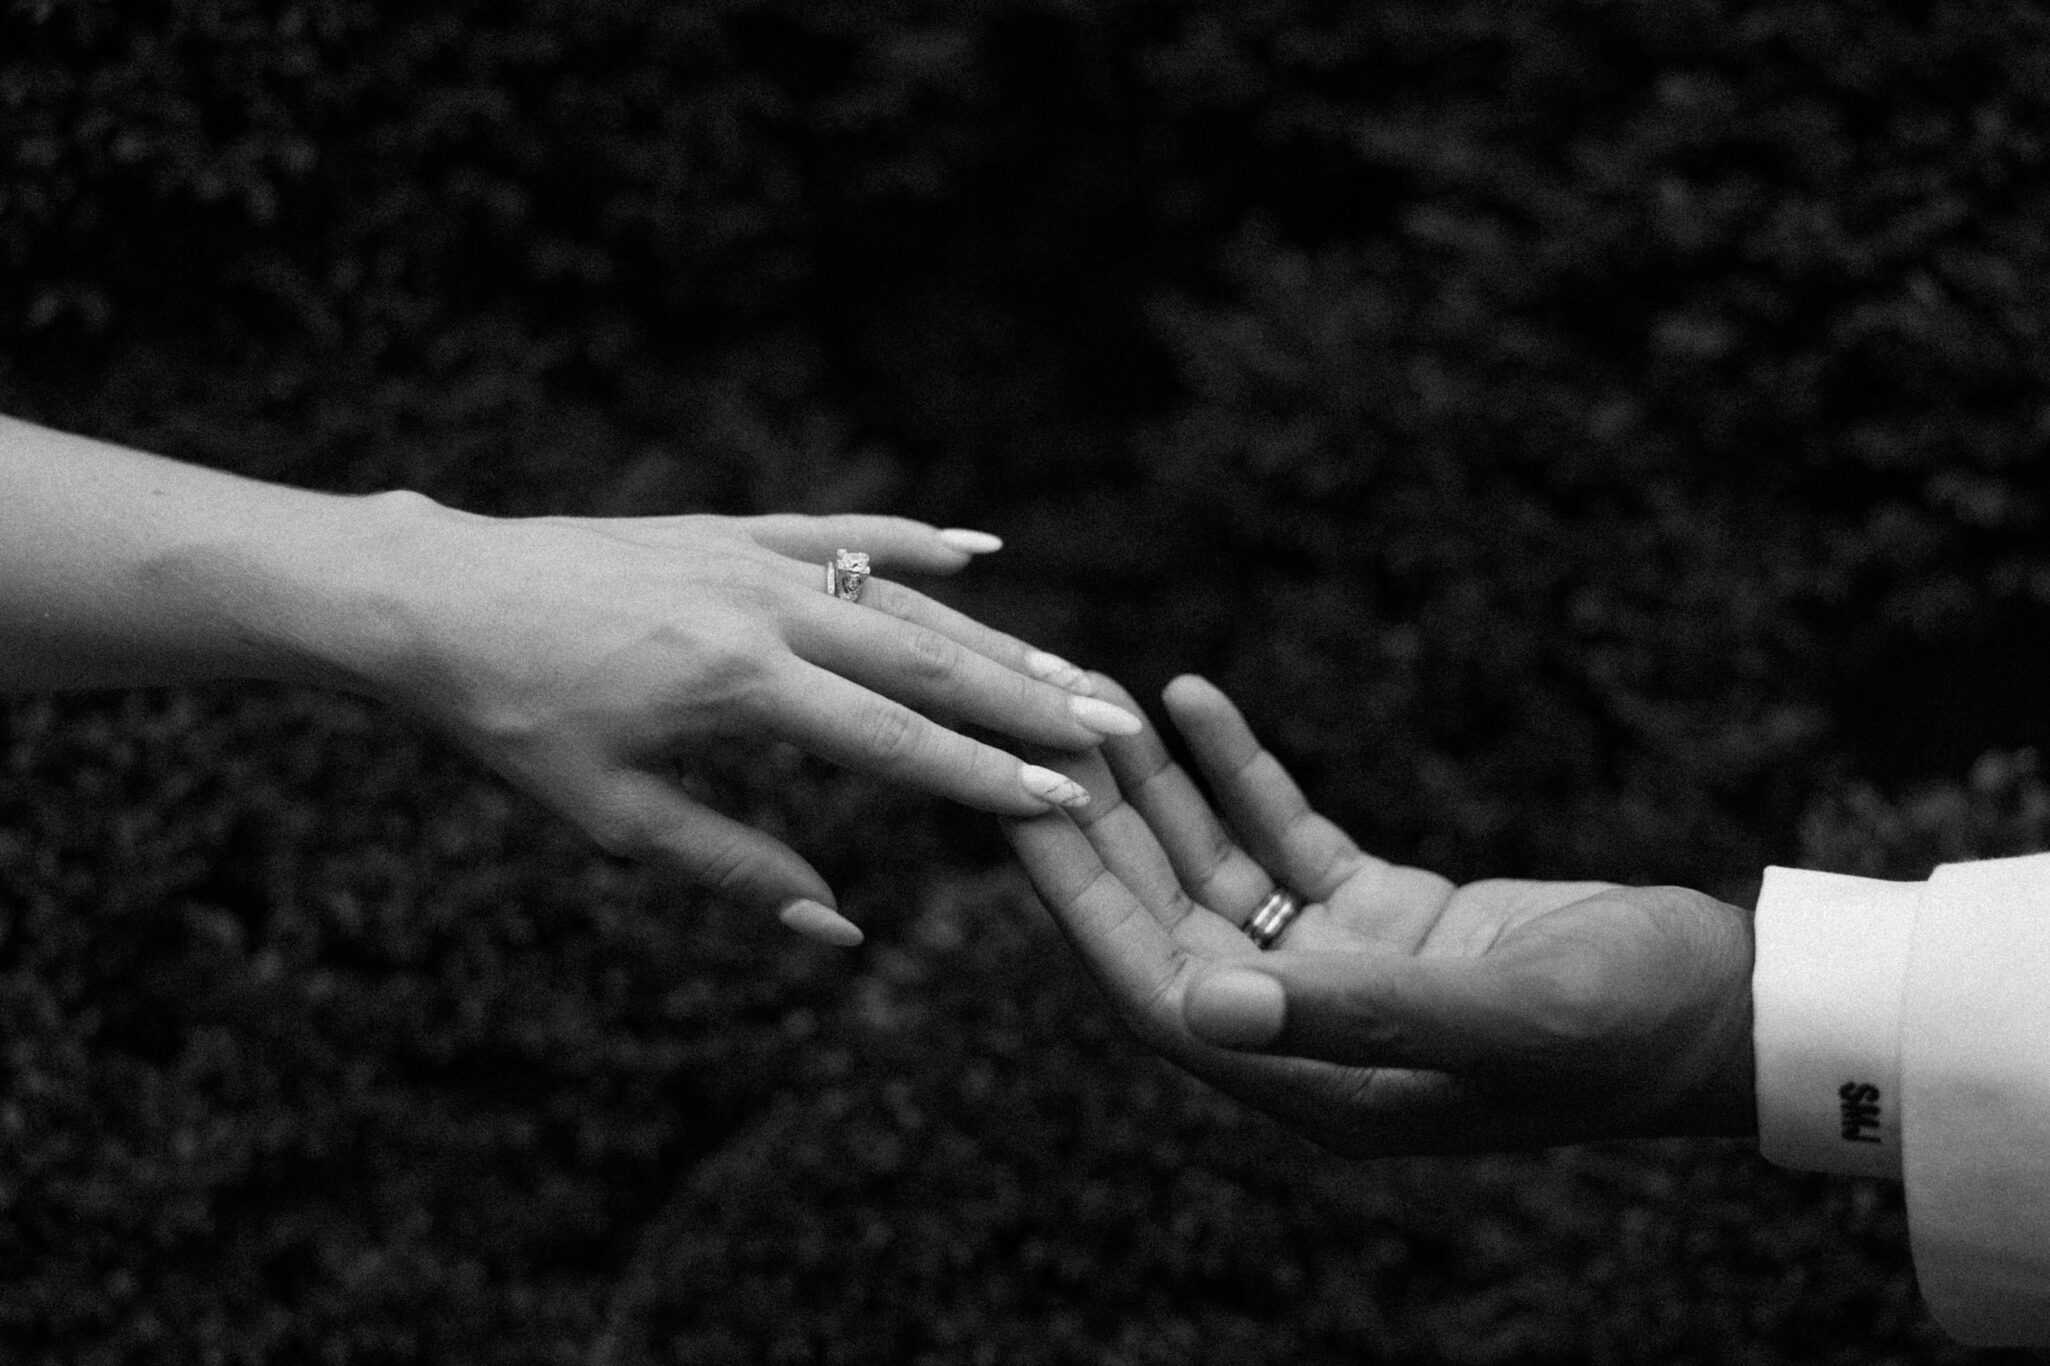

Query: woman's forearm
0,412,1129,925
0,414,414,695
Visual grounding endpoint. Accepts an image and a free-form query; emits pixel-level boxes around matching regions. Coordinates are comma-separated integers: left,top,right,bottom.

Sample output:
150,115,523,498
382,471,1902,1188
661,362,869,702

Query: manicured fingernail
1070,695,1143,737
779,899,865,948
1027,650,1097,695
1020,764,1090,810
939,528,1004,554
1186,968,1286,1048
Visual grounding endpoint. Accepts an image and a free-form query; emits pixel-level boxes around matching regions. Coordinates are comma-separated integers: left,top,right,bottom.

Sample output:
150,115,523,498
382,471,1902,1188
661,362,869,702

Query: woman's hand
344,501,1142,944
1003,675,1755,1155
0,416,1139,946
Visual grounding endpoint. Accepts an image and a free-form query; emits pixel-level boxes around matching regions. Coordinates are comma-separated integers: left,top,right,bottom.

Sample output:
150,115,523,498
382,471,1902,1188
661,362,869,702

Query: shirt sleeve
1753,852,2050,1346
1900,853,2050,1344
1752,865,1919,1180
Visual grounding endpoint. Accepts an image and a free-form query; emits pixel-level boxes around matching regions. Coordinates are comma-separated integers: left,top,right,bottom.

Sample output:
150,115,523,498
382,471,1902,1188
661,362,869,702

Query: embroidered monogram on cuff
1752,866,1919,1180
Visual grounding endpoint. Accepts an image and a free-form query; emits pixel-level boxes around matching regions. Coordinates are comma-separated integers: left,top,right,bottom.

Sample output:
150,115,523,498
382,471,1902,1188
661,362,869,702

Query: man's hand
1003,674,1756,1155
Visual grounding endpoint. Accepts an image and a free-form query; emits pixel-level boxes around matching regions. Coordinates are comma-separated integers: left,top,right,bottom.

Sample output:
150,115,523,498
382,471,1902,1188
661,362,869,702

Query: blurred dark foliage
5,0,2050,1361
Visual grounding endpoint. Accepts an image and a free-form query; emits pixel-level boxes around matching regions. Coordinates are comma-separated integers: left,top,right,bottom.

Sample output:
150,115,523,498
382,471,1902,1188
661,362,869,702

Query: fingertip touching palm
1003,673,1757,1156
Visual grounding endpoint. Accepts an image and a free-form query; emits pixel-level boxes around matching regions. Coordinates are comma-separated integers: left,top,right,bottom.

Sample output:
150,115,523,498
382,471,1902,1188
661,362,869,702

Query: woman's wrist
204,487,476,703
0,416,459,696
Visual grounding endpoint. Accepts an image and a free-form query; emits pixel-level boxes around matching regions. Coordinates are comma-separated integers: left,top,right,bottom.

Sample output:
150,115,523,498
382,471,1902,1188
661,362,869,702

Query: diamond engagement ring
1245,888,1306,950
824,549,872,603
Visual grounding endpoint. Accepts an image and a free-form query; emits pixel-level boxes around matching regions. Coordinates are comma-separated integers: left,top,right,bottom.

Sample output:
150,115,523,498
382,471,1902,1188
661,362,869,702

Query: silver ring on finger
1245,887,1306,950
824,548,872,603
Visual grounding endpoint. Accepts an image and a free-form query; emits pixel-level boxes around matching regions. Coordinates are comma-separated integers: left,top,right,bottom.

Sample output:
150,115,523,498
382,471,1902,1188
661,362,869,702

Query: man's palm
1005,675,1755,1157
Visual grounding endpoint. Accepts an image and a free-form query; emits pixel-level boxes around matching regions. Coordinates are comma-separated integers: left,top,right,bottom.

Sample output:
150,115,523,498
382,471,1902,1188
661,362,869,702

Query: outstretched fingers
1055,744,1248,951
854,576,1104,702
769,661,1092,816
1093,675,1292,925
562,767,864,946
1002,808,1197,1053
792,597,1140,753
1161,675,1374,904
741,514,1005,576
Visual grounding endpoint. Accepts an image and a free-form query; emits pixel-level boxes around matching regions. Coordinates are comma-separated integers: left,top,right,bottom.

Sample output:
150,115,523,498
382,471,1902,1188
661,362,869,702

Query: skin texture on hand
1003,674,1758,1157
352,502,1139,932
0,416,1141,943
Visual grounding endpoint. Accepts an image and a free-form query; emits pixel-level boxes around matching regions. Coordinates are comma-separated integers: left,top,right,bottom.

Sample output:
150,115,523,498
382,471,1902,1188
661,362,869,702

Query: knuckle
682,630,775,716
1224,744,1268,787
1331,986,1408,1056
901,626,961,687
582,806,657,861
1129,973,1187,1050
694,833,764,900
1380,863,1454,911
1299,843,1354,894
855,698,925,766
716,568,791,618
1186,821,1237,887
1120,747,1178,805
1523,958,1625,1053
862,578,913,620
582,799,767,902
1328,1067,1384,1117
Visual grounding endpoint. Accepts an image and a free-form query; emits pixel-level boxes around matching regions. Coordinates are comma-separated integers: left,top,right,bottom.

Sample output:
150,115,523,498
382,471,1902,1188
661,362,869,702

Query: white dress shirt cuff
1752,865,1920,1179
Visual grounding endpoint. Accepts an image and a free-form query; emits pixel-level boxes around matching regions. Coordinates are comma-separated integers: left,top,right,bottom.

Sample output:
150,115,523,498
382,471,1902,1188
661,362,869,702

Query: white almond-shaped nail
779,899,865,948
1070,695,1143,737
1027,649,1097,695
939,528,1005,554
1021,764,1090,810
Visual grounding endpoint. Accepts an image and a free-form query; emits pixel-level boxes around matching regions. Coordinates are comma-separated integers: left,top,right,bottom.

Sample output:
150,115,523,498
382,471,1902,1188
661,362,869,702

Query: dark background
6,1,2050,1361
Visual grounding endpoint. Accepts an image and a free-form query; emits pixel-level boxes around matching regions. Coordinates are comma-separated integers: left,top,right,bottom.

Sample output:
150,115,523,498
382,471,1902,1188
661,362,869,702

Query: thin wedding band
1245,888,1305,950
824,548,872,603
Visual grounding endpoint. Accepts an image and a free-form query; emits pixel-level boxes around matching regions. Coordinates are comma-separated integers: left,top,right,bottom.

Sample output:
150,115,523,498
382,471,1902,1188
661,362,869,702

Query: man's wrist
1633,890,1757,1143
1691,896,1760,1141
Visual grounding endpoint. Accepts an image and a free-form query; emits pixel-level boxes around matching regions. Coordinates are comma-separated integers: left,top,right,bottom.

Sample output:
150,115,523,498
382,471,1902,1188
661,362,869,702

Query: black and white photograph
5,2,2050,1362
